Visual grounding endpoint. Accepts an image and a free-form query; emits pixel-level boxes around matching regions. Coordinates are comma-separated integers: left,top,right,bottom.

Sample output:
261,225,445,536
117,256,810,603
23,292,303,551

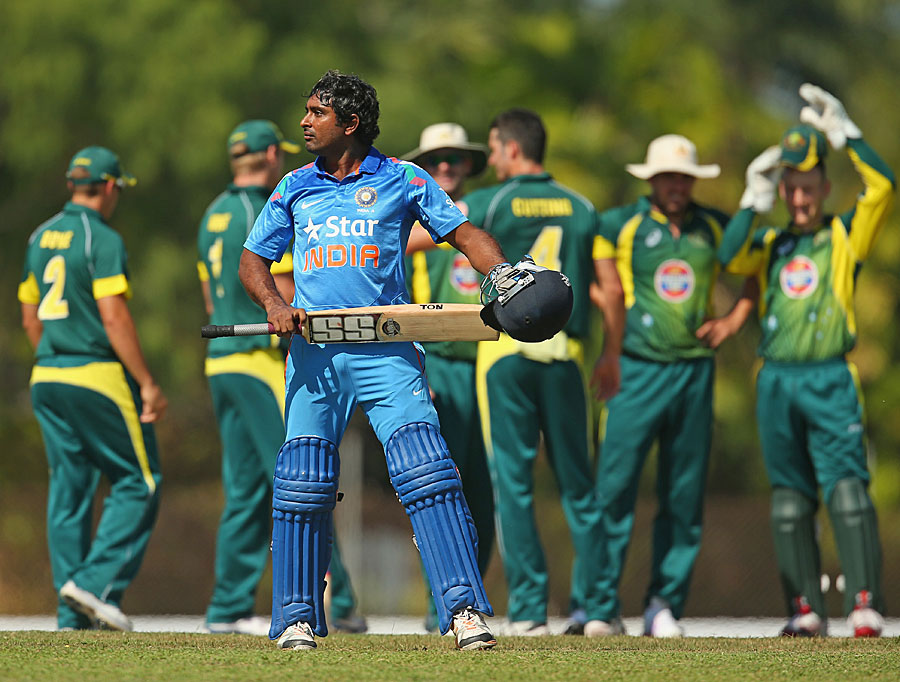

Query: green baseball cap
66,146,137,187
780,125,827,171
228,120,301,155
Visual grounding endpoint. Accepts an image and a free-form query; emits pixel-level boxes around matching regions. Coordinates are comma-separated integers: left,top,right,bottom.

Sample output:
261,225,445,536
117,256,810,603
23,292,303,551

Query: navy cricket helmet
480,269,573,342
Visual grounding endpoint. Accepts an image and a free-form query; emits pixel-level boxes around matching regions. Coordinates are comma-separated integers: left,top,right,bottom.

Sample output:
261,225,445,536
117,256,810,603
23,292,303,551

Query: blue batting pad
386,422,493,634
269,436,339,639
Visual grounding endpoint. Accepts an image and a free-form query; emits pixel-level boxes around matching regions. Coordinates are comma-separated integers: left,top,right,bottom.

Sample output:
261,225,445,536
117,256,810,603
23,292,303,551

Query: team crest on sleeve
779,256,819,299
355,186,378,208
450,253,480,295
654,259,694,302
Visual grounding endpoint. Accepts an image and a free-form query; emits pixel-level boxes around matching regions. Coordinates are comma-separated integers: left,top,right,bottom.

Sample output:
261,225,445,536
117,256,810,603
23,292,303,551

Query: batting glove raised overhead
798,83,862,150
739,145,782,213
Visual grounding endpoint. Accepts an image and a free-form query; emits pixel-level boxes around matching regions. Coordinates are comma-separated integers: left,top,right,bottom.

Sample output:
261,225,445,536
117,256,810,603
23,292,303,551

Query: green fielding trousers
757,358,883,617
205,372,284,624
419,354,494,627
481,354,603,623
327,536,358,621
31,376,162,630
595,355,714,620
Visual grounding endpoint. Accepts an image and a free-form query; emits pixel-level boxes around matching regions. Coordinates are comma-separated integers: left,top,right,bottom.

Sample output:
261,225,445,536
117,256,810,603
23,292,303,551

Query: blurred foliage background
2,0,899,620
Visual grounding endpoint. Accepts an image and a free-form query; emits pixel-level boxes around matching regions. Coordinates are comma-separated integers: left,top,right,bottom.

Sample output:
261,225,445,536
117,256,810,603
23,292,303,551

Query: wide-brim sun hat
626,134,720,180
402,122,488,176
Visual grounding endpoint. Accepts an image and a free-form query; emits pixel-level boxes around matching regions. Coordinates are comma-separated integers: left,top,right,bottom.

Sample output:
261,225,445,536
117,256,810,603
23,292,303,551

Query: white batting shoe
59,580,132,632
584,618,626,637
206,615,271,636
276,622,317,650
451,608,497,650
643,598,683,638
849,591,883,638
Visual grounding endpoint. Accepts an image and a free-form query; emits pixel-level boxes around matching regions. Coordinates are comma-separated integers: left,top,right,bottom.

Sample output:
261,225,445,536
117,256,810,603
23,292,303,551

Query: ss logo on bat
310,315,377,342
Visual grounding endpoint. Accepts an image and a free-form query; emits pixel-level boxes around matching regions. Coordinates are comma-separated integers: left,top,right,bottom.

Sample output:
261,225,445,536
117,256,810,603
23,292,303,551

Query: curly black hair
308,70,380,147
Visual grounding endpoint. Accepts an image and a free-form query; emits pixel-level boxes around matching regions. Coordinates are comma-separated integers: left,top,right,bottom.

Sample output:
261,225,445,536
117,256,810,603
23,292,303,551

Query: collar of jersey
312,146,384,179
639,195,698,226
503,172,551,185
227,183,269,194
64,201,104,222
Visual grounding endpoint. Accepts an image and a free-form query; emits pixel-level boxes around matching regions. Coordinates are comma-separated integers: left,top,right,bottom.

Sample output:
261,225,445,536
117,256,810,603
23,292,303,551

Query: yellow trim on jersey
93,274,132,300
204,348,286,417
18,272,40,304
270,253,294,275
698,212,724,318
592,235,615,260
615,214,643,308
755,229,780,318
410,251,431,304
30,362,157,493
846,146,896,262
197,261,210,282
830,218,857,335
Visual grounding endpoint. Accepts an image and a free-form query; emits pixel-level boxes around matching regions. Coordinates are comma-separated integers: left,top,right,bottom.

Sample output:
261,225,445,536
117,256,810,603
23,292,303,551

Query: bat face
303,303,498,343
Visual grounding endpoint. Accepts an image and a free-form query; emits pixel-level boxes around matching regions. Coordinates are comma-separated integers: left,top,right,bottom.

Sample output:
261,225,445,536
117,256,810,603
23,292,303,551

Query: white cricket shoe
849,591,883,638
276,622,317,650
584,618,626,637
503,620,550,636
59,580,132,632
849,607,883,638
206,615,271,636
780,596,825,637
780,611,824,637
643,598,683,638
451,608,497,650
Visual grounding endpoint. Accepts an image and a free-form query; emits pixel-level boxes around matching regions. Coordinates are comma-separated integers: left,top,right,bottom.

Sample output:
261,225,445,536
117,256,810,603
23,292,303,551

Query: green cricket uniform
718,137,895,617
198,183,359,625
407,242,494,628
464,173,605,624
19,202,162,630
591,198,730,620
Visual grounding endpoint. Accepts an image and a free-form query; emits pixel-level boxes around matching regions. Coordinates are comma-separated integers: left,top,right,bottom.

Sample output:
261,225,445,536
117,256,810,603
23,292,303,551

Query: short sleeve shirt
245,147,467,311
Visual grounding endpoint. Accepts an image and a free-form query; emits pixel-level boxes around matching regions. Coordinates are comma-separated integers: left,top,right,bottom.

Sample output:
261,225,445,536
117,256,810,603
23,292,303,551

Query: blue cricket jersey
244,147,466,311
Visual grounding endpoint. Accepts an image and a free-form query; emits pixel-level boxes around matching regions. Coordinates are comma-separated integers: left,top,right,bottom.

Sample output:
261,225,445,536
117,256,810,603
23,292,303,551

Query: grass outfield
1,632,898,681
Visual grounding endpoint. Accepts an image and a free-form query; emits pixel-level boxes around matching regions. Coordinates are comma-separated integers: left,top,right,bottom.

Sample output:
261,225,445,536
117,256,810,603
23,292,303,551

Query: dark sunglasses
423,152,464,167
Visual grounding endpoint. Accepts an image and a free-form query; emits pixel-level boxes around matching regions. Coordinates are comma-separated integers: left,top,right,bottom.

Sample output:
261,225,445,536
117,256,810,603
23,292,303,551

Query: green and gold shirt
718,138,895,362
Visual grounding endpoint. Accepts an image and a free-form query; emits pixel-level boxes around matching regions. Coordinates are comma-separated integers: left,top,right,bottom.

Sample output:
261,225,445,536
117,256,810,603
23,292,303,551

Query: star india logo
355,186,378,208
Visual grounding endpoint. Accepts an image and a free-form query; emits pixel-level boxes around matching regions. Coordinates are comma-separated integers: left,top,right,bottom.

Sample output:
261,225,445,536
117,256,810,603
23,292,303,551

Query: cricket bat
201,303,499,343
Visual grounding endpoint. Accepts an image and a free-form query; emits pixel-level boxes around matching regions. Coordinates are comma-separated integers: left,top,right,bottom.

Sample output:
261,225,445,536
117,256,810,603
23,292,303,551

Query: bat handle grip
201,323,275,338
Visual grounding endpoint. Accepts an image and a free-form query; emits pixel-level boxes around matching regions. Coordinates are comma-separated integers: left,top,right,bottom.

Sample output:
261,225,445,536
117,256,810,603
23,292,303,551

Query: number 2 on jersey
38,255,70,321
529,225,563,270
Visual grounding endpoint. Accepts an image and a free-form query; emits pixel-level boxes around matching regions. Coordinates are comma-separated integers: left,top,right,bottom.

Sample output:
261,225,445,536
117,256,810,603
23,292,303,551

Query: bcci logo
355,186,378,208
654,259,695,303
779,256,818,299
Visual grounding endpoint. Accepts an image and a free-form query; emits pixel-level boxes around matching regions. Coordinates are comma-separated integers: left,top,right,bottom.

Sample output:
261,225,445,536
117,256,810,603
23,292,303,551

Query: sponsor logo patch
779,256,818,299
355,186,378,208
450,253,480,295
654,259,695,302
